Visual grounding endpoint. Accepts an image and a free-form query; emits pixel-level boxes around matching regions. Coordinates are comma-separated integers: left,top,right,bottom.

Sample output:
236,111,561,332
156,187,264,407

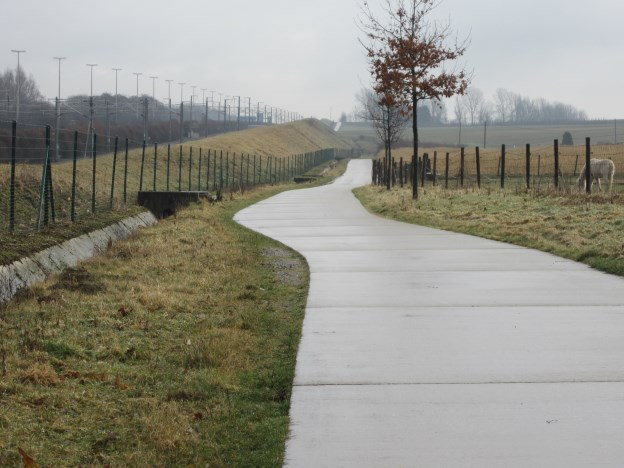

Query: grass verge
354,184,624,277
0,160,348,466
0,206,146,266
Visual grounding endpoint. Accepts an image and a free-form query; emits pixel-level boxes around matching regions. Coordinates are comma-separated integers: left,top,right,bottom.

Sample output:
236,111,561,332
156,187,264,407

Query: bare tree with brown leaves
359,0,470,199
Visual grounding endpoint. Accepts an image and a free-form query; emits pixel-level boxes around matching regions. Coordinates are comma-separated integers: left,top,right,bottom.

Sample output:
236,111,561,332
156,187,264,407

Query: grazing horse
577,158,615,192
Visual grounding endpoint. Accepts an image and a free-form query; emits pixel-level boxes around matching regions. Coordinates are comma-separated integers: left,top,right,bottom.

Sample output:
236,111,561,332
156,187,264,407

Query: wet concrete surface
234,159,624,467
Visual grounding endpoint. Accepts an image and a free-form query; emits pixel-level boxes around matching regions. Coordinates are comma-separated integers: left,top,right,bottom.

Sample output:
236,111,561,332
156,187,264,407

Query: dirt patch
52,266,105,294
262,247,306,287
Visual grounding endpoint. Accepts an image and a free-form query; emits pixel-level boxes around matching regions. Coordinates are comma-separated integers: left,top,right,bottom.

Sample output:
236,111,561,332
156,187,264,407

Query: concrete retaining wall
0,211,157,303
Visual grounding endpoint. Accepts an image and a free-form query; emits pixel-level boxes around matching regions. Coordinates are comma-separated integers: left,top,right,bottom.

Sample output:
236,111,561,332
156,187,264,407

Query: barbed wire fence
373,137,624,194
0,120,348,236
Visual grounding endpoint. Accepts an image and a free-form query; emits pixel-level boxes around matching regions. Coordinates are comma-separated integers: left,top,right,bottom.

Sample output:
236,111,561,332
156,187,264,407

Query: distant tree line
350,85,588,128
455,87,588,125
0,68,243,161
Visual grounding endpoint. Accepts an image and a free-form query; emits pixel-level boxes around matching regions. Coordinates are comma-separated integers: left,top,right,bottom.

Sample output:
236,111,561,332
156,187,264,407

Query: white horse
577,158,615,192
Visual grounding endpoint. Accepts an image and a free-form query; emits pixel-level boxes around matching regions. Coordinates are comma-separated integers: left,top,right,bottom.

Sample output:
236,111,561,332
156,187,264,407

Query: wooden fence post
445,152,450,189
525,144,531,190
585,137,591,194
460,147,465,187
475,147,481,189
554,139,559,190
500,144,506,189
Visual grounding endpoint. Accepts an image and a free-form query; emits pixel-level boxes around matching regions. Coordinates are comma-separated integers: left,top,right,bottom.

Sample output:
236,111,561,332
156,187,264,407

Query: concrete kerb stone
0,211,157,303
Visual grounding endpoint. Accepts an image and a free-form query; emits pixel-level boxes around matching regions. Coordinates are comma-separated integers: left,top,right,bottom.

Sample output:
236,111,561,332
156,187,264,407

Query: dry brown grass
1,118,354,264
383,142,624,189
0,159,348,466
355,182,624,276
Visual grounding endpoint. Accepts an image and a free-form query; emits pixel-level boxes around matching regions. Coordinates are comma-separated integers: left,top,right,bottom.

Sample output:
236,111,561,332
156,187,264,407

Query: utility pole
166,79,173,142
201,89,207,136
149,75,158,120
209,90,215,120
53,56,66,161
178,82,185,143
11,50,26,121
483,121,487,149
133,72,142,117
112,68,122,126
190,85,196,138
237,96,241,130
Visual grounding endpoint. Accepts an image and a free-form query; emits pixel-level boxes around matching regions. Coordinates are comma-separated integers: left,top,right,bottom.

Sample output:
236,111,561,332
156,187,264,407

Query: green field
340,120,623,150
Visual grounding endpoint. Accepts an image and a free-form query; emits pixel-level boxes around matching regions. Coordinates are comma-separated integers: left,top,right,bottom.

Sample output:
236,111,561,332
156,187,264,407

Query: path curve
234,159,624,467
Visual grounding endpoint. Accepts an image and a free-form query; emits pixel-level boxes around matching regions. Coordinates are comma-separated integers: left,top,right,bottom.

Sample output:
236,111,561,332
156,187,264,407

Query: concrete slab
304,249,582,273
295,306,624,385
306,270,624,308
233,159,624,467
285,383,624,468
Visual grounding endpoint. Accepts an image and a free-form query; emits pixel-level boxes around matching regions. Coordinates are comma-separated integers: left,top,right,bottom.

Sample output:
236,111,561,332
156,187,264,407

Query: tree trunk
386,112,392,190
412,92,419,199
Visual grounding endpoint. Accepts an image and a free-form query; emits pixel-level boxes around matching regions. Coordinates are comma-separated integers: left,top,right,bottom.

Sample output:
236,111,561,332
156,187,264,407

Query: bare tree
359,0,470,199
479,101,494,124
494,88,515,123
427,98,448,124
356,88,408,189
453,97,465,125
464,87,484,125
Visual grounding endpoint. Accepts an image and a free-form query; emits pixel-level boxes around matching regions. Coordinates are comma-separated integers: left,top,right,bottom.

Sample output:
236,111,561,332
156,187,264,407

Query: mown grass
0,160,348,466
354,183,624,277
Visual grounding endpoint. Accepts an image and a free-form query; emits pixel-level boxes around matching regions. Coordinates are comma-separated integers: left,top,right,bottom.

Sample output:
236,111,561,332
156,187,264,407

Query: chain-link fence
0,120,347,235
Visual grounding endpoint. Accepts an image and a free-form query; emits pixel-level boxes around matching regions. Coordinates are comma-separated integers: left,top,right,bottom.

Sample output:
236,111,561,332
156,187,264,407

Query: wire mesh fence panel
1,120,342,236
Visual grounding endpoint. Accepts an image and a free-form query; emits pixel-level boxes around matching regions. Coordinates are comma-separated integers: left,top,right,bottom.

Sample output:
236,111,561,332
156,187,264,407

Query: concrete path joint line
235,159,624,468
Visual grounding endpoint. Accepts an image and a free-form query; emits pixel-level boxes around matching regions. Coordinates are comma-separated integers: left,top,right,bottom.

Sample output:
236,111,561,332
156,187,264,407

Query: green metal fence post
123,138,129,204
153,142,158,191
139,140,146,192
178,146,183,192
188,147,193,190
71,131,78,221
91,133,97,214
166,144,171,191
198,148,202,191
110,136,118,209
9,120,16,233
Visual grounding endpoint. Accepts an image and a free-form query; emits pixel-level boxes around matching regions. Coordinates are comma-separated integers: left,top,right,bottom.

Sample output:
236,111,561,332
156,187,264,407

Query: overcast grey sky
1,0,621,120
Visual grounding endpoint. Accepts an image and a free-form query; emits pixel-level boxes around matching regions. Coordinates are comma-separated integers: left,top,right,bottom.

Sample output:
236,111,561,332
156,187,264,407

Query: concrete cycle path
234,159,624,467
